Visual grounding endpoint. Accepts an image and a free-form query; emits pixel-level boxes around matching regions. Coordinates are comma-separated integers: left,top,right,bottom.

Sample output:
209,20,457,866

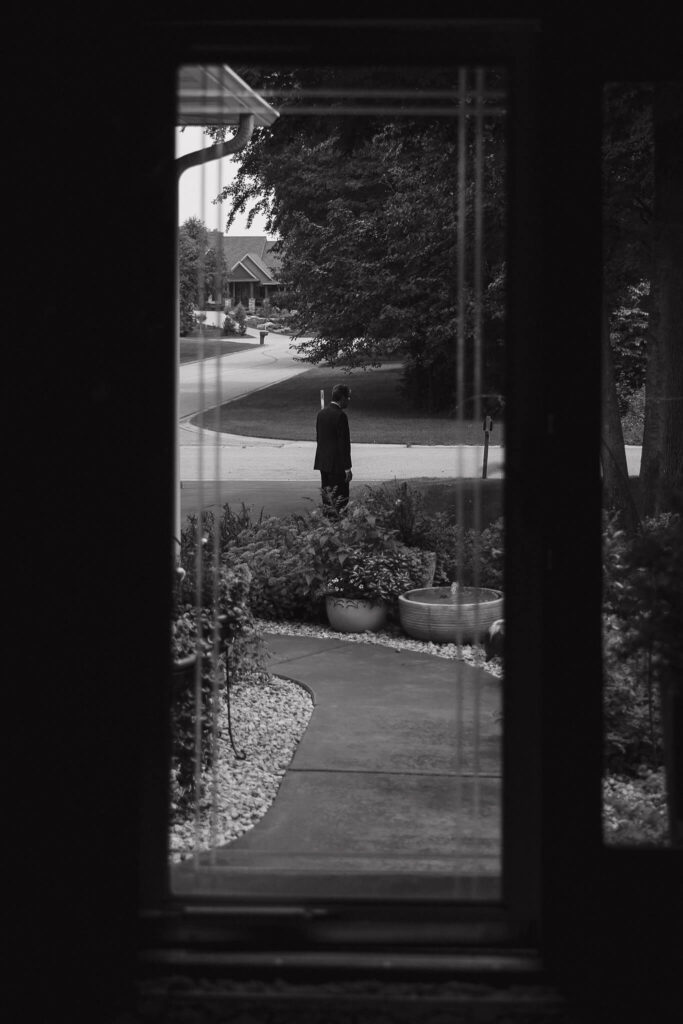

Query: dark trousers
320,471,349,514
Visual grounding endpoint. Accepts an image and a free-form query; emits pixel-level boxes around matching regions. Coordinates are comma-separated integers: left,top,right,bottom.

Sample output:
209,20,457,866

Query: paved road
179,330,506,483
178,328,642,487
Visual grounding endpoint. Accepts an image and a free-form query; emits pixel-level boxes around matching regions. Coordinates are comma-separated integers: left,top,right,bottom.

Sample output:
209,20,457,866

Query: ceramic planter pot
325,595,388,633
399,586,504,643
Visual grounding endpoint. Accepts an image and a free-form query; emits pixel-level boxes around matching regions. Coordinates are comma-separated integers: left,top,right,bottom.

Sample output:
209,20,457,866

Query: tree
202,244,229,307
178,217,230,333
209,68,506,412
639,83,683,516
602,82,683,519
178,217,208,334
601,84,653,526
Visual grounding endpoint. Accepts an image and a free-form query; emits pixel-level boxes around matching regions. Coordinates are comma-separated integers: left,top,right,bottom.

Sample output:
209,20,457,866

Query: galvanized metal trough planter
398,586,504,643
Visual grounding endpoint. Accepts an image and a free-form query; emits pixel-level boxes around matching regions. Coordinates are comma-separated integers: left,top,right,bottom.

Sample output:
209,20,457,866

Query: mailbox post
482,414,494,478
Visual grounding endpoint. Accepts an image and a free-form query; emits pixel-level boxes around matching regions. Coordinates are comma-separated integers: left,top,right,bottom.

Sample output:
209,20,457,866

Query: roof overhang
177,64,279,128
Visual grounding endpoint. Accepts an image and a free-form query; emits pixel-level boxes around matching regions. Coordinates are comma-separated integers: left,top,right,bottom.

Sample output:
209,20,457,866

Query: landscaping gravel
170,620,503,862
258,618,504,679
170,674,313,862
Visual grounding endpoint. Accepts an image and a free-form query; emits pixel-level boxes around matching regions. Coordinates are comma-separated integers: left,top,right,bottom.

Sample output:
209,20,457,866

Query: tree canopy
197,69,680,514
178,216,229,334
210,67,506,413
602,82,683,517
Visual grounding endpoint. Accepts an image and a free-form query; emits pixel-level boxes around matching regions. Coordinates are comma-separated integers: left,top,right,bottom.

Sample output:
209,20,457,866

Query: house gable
206,232,280,285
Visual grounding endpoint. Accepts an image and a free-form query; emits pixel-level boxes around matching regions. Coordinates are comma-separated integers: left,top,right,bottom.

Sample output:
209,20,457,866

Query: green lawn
191,361,505,445
179,335,257,365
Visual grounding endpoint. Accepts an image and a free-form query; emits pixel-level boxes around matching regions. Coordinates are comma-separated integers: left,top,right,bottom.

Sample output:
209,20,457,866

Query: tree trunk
601,296,640,531
640,84,683,517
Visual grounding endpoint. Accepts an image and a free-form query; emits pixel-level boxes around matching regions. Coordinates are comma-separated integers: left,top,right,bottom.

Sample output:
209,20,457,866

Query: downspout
174,113,255,550
175,114,255,178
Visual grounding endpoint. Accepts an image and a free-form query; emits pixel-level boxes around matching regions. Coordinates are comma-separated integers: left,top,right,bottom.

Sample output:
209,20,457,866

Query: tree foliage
178,216,229,334
640,83,683,516
602,83,654,412
602,82,683,516
209,68,506,412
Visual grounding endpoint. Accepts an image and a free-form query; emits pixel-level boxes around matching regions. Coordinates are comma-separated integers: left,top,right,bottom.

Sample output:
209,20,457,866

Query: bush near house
222,311,237,335
601,509,682,845
172,485,679,845
233,303,248,336
602,509,682,776
171,518,269,815
186,483,504,627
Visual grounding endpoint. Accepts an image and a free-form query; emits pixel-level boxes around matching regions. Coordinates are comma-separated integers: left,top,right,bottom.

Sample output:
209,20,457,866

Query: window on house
134,21,557,968
169,62,511,904
123,22,683,1019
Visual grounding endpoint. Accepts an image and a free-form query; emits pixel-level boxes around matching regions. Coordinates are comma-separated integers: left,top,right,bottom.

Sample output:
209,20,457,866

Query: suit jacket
314,403,352,475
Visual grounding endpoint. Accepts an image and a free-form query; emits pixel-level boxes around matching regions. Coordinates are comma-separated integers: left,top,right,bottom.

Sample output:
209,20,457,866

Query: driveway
178,330,507,483
178,330,643,486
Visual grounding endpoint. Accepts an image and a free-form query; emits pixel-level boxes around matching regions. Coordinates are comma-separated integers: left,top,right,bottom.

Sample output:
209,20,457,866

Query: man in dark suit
314,383,353,514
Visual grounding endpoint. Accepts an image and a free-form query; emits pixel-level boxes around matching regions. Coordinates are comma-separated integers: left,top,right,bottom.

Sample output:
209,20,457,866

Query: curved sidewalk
178,330,506,482
178,330,643,484
172,631,502,901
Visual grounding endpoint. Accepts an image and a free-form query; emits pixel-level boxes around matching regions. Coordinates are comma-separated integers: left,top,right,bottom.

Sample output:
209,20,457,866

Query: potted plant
323,547,426,633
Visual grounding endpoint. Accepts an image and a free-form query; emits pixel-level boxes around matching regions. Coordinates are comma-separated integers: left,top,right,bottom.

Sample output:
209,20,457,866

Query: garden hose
224,643,246,760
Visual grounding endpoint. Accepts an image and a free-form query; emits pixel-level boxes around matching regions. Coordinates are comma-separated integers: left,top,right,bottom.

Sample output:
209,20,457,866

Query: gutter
175,114,255,178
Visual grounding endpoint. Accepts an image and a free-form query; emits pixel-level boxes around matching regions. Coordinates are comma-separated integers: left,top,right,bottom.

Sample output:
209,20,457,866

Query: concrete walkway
172,631,502,901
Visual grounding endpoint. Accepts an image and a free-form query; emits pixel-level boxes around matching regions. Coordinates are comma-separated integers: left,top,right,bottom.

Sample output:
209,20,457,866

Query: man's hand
345,469,353,483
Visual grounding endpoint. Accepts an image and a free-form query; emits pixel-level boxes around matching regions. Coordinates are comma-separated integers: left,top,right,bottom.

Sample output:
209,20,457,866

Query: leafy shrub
325,545,431,608
213,500,431,623
272,288,300,311
362,481,504,589
427,515,504,591
603,616,662,774
171,514,270,813
603,768,669,845
222,312,237,335
302,501,403,601
224,512,321,622
179,297,196,336
181,497,504,628
233,302,247,336
362,479,430,547
609,279,649,414
169,609,224,816
602,509,682,776
218,501,264,549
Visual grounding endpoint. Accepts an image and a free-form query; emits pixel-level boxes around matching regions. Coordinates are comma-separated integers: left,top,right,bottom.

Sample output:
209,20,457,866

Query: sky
176,127,270,235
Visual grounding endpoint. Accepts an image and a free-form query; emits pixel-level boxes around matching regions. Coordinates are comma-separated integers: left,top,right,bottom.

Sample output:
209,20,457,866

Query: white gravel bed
258,617,504,679
170,674,313,862
170,620,503,862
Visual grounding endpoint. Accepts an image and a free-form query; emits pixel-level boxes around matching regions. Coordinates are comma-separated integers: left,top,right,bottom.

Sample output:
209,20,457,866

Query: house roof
208,233,281,283
241,251,275,282
227,260,259,283
177,65,279,128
